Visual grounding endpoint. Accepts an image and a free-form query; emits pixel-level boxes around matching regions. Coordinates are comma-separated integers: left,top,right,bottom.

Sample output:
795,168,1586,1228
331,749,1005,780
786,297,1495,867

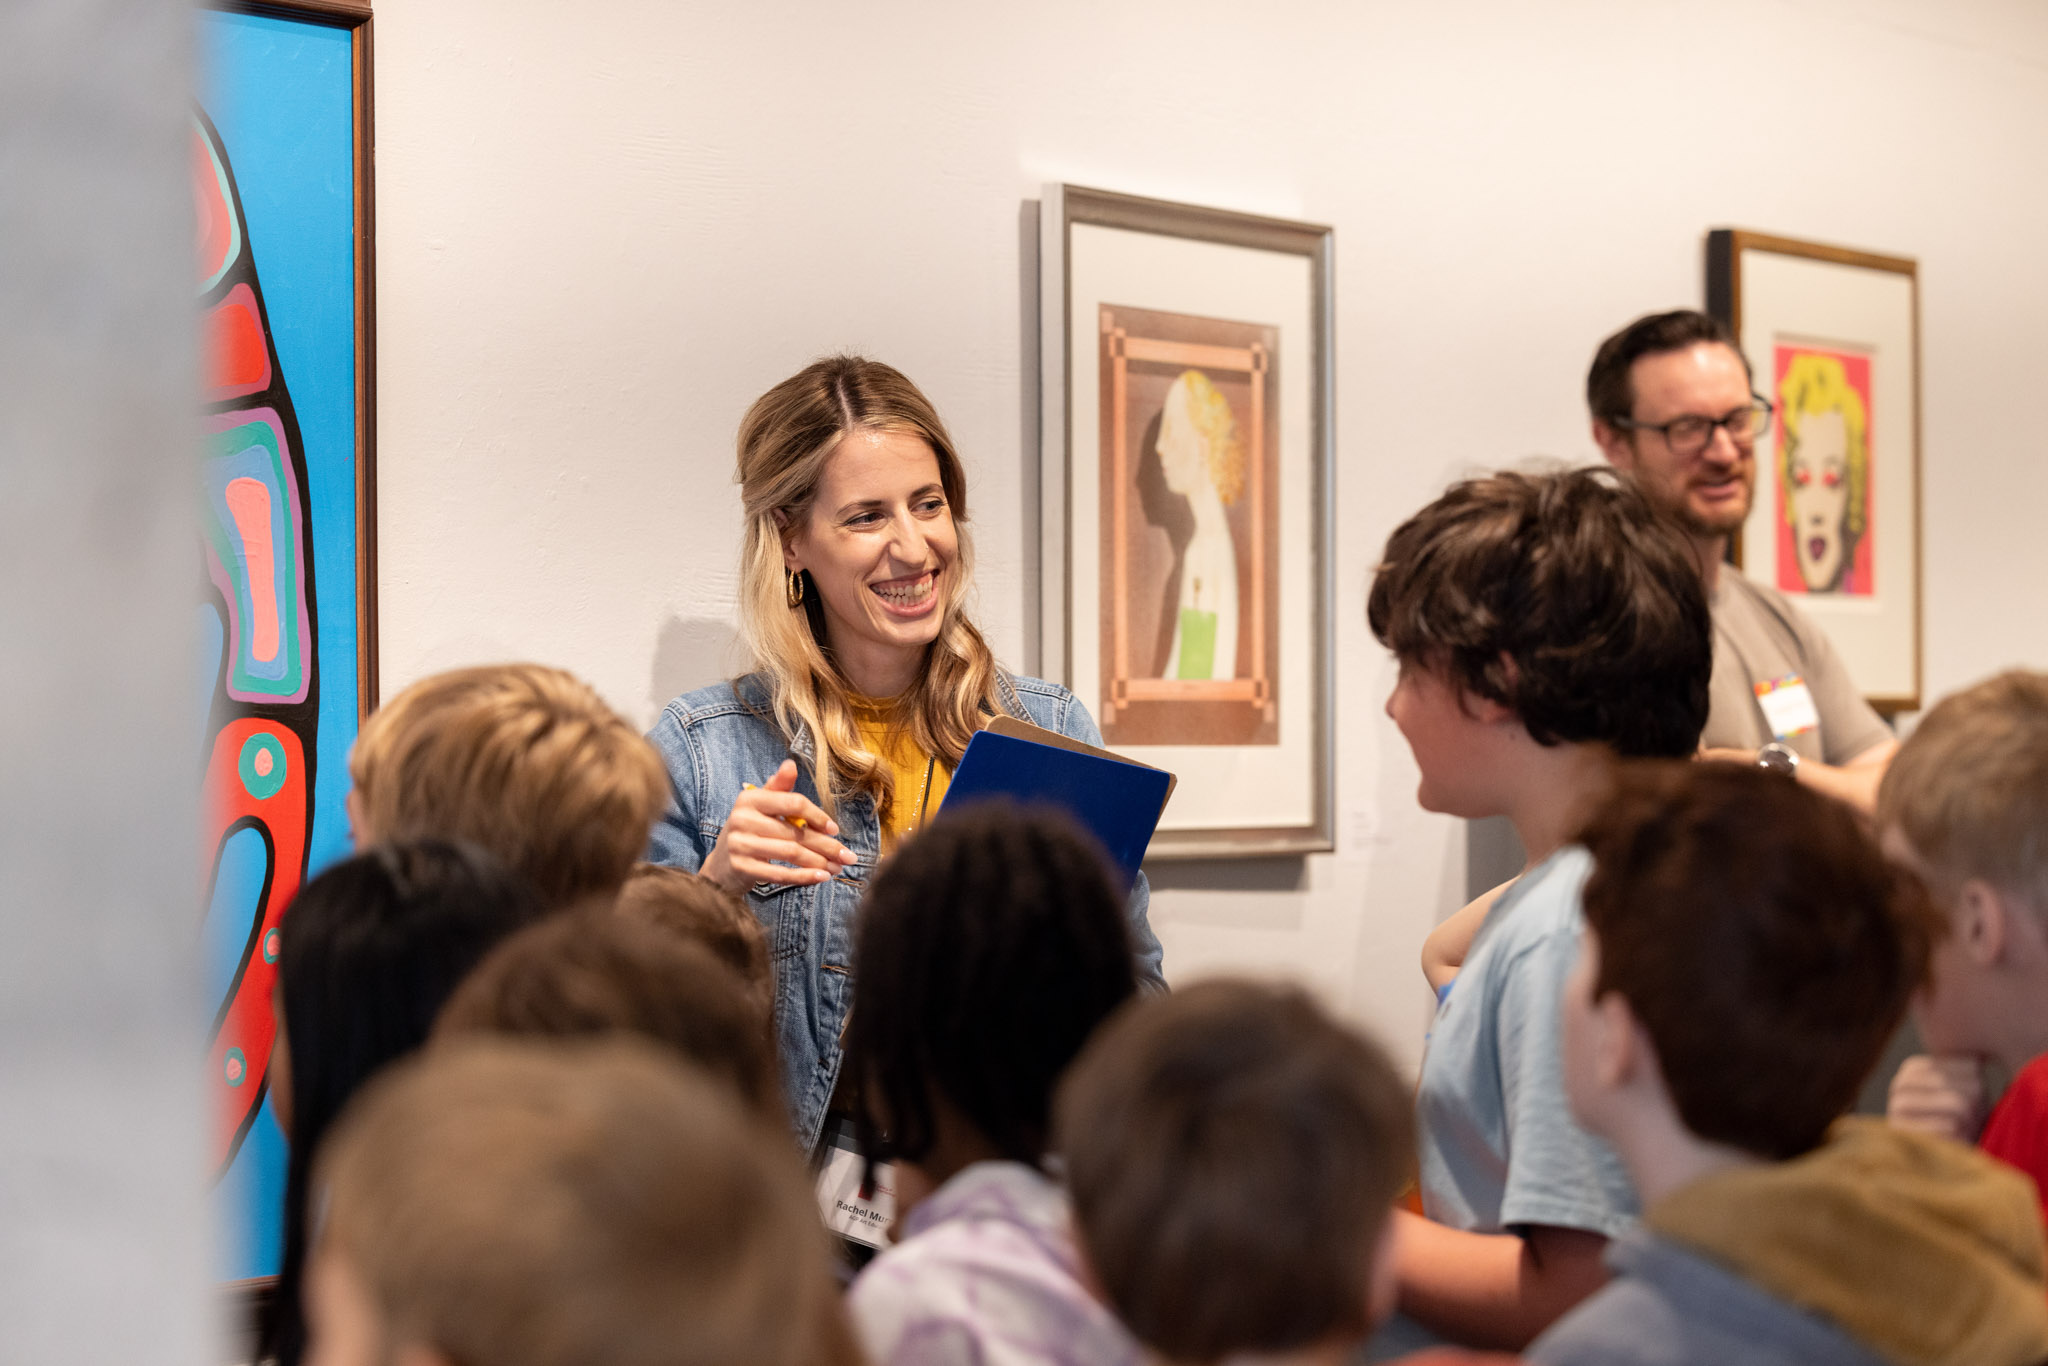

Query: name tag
1754,675,1820,740
814,1118,895,1248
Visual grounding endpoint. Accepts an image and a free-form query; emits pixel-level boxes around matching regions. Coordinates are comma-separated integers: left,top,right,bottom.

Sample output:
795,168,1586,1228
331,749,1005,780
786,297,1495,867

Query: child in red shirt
1881,670,2048,1222
1983,1057,2048,1221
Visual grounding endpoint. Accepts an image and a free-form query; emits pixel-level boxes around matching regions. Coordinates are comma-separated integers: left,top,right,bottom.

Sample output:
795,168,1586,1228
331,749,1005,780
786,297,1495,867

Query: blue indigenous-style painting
198,7,361,1283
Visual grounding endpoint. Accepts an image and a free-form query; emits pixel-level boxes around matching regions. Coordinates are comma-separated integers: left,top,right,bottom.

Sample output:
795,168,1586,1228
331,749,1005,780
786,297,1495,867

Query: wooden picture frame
1707,229,1921,712
199,0,375,1290
1040,185,1334,859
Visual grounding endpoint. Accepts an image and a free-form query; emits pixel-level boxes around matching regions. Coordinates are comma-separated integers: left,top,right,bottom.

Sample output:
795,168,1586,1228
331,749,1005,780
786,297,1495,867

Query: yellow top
848,695,953,852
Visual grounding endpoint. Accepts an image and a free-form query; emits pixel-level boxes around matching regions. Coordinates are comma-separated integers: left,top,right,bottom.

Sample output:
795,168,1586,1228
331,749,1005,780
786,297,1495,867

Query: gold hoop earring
786,567,805,609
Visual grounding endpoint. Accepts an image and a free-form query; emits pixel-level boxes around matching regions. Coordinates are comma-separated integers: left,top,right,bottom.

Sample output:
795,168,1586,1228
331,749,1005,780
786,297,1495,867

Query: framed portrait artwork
1039,186,1333,858
1707,229,1920,711
199,0,376,1287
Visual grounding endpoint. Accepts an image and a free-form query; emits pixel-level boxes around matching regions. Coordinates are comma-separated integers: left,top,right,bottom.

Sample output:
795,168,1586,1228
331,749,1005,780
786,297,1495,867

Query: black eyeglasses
1608,396,1774,457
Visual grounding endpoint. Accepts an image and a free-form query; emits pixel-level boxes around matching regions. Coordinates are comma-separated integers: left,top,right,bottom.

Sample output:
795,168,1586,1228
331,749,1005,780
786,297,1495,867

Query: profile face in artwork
1098,304,1279,748
1773,346,1873,596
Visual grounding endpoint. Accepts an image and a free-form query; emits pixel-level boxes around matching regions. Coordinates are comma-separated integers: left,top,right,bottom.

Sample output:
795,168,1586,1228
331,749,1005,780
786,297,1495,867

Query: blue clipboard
940,726,1174,892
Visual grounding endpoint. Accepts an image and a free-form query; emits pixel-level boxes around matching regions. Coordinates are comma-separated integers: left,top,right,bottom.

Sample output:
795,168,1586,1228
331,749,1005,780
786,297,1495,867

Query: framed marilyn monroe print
1708,229,1921,712
1040,186,1333,858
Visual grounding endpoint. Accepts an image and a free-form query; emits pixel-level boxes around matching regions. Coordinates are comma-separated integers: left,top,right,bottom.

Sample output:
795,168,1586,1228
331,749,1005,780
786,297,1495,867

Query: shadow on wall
650,616,740,716
1465,815,1525,904
1146,857,1307,896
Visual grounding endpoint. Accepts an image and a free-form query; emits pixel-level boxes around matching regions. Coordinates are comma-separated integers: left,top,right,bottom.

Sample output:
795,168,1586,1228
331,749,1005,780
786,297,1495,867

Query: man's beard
1668,477,1753,539
1674,500,1749,538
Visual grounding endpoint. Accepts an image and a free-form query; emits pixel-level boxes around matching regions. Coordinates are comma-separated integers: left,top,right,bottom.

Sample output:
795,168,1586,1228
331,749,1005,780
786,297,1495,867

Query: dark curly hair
843,801,1139,1177
1367,466,1710,758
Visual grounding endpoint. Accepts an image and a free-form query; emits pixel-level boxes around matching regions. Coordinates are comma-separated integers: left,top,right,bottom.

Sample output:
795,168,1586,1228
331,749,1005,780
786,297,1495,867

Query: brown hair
1368,466,1711,758
1585,309,1749,425
1878,669,2048,920
735,356,1005,819
1055,980,1413,1361
614,863,772,1012
435,910,781,1123
349,664,668,907
316,1038,858,1366
1580,762,1941,1160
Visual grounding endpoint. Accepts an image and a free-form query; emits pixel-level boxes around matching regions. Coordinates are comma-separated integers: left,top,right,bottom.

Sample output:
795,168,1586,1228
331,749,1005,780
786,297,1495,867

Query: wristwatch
1757,741,1800,778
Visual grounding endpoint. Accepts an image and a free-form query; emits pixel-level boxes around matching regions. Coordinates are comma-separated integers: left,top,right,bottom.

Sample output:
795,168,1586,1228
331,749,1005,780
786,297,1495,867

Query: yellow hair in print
1179,369,1246,506
1778,354,1869,538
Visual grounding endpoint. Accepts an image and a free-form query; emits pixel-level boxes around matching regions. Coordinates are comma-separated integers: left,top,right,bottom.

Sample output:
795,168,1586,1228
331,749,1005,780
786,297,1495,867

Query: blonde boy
1880,670,2048,1219
304,1038,858,1366
348,664,667,908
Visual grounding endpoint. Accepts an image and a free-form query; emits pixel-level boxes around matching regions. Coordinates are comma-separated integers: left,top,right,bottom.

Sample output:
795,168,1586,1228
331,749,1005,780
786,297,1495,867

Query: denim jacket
645,669,1166,1152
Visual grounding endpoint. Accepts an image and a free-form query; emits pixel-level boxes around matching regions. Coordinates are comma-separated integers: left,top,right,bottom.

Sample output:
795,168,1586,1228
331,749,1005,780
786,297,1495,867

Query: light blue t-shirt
1416,845,1639,1238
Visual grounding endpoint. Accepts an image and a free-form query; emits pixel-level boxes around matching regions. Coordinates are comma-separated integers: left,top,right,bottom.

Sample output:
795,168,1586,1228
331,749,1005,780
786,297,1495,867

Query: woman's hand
700,759,857,894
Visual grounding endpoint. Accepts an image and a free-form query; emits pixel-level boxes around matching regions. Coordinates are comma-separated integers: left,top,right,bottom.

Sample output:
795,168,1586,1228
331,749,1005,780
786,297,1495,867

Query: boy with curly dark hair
1367,466,1711,1349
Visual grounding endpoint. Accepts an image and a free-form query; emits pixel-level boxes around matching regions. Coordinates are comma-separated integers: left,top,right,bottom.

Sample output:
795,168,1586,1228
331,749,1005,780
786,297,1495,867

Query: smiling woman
644,357,1165,1153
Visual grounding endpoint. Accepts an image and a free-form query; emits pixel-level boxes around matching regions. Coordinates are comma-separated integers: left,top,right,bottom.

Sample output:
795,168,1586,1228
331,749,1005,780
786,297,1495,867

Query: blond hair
349,664,667,907
1175,369,1246,505
317,1037,859,1366
1778,353,1869,537
736,356,1002,819
1878,670,2048,920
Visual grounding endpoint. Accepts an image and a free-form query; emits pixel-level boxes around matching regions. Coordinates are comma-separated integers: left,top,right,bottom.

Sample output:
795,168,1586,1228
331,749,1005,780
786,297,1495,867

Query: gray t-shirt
1416,846,1638,1238
1705,573,1891,765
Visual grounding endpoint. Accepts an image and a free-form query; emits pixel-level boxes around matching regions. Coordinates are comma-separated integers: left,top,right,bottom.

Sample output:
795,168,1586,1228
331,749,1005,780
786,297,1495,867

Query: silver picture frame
1038,184,1334,859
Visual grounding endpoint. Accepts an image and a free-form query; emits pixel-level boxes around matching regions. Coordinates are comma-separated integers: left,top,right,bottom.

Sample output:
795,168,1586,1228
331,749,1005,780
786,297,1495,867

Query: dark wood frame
1706,228,1921,714
1039,185,1335,859
208,0,378,717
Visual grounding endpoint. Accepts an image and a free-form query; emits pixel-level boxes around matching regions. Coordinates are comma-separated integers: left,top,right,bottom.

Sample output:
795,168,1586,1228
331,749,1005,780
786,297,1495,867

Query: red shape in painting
202,719,307,1168
224,475,282,664
206,284,271,401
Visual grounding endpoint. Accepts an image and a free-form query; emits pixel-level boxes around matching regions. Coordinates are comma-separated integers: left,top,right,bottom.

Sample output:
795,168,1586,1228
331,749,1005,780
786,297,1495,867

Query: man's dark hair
843,802,1137,1175
1367,466,1710,758
1585,309,1748,425
435,909,782,1123
261,839,548,1366
1056,980,1413,1362
1580,762,1942,1160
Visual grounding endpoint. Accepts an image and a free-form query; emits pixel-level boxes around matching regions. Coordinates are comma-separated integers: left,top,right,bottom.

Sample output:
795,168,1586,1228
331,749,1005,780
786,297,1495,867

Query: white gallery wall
374,0,2048,1071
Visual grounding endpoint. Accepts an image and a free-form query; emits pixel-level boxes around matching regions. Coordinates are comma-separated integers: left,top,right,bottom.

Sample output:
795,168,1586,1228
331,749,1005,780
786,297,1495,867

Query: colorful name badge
1754,675,1820,740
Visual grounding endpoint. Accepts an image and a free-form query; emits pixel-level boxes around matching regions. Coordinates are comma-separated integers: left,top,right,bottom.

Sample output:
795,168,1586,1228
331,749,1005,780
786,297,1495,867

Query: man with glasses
1589,309,1895,812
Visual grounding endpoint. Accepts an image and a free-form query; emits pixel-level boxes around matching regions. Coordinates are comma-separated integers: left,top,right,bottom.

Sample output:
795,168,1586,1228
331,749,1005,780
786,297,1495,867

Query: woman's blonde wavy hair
736,356,1003,819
